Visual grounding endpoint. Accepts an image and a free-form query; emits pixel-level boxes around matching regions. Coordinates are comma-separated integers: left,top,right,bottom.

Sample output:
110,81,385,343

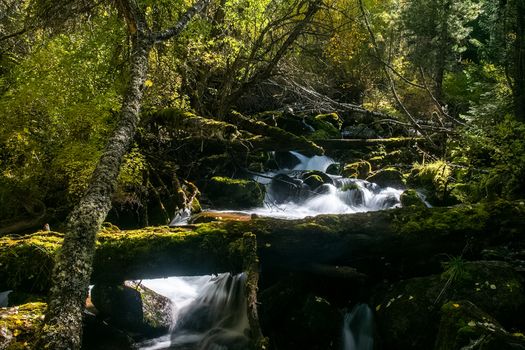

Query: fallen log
315,137,424,150
1,201,524,294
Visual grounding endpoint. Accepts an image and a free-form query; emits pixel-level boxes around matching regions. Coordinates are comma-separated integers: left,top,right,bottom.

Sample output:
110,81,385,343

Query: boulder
435,300,525,350
274,151,302,170
91,283,144,332
269,174,303,204
400,189,427,208
366,168,405,189
326,163,341,175
300,171,334,190
205,176,265,209
374,261,525,350
91,282,174,336
343,161,372,179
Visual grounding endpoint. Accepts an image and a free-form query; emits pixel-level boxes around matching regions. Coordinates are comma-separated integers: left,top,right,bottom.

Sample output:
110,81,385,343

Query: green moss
342,161,372,179
341,183,359,192
205,176,265,209
0,231,63,293
400,189,426,208
314,113,343,130
366,167,405,188
408,161,453,204
0,302,46,349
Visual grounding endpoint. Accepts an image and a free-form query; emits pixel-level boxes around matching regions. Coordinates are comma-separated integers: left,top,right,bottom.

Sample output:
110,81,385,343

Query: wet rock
326,163,341,175
126,282,173,334
91,283,144,332
343,161,371,179
366,168,405,189
269,174,303,203
205,176,265,209
91,282,174,337
274,151,301,170
374,261,525,350
400,189,426,208
435,300,525,350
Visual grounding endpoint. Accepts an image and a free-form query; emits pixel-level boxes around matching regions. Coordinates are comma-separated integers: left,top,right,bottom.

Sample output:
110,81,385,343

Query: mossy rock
374,261,525,350
306,114,342,140
407,161,457,205
205,176,265,209
326,163,341,175
91,283,144,332
366,168,405,189
314,113,343,130
343,161,372,179
301,171,333,190
0,302,46,349
436,300,525,350
126,281,173,335
0,231,62,294
400,189,426,208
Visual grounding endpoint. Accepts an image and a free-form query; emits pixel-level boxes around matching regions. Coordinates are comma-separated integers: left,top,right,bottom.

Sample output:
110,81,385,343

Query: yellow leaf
144,79,153,88
452,303,460,308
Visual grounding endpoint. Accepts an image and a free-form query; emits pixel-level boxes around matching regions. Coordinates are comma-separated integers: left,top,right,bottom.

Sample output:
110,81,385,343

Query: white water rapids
242,151,402,218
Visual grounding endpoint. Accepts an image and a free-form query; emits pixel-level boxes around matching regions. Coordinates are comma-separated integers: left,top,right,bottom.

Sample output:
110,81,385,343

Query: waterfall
137,273,250,350
342,304,374,350
246,152,403,218
0,290,11,307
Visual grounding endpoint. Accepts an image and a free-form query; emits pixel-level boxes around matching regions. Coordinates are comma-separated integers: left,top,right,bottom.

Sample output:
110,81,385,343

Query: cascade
342,304,374,350
137,273,250,350
248,151,403,218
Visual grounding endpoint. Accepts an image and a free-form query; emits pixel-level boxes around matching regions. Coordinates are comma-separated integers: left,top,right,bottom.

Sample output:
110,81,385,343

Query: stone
205,176,265,209
400,189,426,208
343,161,372,179
366,168,405,189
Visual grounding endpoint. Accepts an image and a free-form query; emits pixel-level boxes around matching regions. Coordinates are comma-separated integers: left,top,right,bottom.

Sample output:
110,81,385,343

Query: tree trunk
514,0,525,121
35,34,152,349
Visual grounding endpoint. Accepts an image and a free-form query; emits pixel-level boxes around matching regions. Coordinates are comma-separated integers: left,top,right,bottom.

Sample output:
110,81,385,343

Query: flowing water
342,304,374,350
0,290,11,307
136,273,250,350
246,151,402,218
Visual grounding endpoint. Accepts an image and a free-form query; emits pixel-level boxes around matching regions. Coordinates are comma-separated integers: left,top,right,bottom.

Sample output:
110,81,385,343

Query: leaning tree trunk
35,0,210,346
35,33,153,349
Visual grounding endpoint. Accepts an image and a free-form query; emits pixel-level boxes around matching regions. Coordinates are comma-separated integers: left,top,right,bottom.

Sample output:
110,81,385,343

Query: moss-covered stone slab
0,302,46,349
1,201,524,295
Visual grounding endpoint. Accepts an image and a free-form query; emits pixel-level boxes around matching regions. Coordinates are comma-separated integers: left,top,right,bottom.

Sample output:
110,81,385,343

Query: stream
136,152,392,349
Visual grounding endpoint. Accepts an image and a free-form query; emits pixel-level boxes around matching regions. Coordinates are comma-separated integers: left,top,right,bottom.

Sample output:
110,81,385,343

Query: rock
314,113,343,130
435,300,525,350
0,302,46,349
301,171,333,190
205,176,265,209
269,173,303,203
343,161,371,179
91,283,144,332
126,281,173,334
374,261,525,350
91,282,174,336
400,189,426,208
274,151,302,170
366,168,405,189
326,163,341,175
407,161,457,206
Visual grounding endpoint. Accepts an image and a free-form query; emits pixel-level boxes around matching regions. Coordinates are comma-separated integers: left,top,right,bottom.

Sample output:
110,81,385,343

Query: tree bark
35,33,153,350
514,0,525,121
35,1,210,348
